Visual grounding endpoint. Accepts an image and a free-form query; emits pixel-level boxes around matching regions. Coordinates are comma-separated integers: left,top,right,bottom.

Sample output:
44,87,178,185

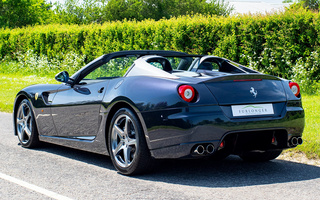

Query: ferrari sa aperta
13,50,304,175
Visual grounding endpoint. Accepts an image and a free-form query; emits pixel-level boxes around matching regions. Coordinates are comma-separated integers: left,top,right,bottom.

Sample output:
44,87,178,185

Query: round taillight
178,85,196,102
289,82,300,97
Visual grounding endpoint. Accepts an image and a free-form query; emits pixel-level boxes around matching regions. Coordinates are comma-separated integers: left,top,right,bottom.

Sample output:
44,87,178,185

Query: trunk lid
203,74,287,118
203,74,286,105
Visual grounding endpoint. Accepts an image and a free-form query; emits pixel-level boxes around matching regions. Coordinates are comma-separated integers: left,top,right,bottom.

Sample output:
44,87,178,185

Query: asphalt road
1,112,320,200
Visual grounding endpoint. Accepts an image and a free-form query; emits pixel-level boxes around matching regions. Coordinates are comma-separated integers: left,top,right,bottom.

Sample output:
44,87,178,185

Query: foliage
285,0,319,11
1,8,320,80
0,0,232,28
0,50,86,77
53,0,108,25
0,0,54,28
300,0,319,10
291,51,320,93
244,48,320,94
54,0,233,24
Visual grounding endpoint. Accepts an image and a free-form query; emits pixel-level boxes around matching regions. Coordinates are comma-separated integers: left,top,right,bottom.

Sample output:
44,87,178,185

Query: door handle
98,87,104,93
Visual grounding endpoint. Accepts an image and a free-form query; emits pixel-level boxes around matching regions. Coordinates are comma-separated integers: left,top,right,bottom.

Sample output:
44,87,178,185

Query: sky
226,0,292,14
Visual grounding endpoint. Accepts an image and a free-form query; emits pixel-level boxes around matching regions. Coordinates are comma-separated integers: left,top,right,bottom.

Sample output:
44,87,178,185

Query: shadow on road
35,142,115,169
140,157,320,188
35,143,320,188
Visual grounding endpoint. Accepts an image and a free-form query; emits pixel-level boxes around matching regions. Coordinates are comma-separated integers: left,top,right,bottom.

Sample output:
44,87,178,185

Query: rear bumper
142,103,304,159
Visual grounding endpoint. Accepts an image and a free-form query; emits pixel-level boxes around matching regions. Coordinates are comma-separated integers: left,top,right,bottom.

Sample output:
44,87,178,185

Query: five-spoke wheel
16,99,39,148
111,114,138,168
108,108,152,175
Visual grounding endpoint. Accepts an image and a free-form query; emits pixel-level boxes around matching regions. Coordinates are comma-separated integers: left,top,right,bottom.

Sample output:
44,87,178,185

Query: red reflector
219,141,225,148
289,82,300,97
233,79,262,82
178,85,196,103
272,137,276,143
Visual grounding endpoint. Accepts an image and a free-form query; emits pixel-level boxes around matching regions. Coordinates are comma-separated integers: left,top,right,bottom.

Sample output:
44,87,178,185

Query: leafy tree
104,0,233,21
101,0,144,21
302,0,319,10
283,0,319,11
0,0,54,28
54,0,108,24
54,0,233,24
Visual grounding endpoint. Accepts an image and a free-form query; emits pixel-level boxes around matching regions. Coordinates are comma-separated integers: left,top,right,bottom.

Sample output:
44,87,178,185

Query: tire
239,149,283,162
15,99,40,148
210,149,230,161
108,108,153,175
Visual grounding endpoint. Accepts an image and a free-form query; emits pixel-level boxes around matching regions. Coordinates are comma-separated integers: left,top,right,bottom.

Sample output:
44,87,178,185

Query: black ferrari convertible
13,50,304,175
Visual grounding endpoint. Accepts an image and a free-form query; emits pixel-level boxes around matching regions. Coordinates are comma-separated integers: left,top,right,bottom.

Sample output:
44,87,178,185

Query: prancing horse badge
250,87,257,98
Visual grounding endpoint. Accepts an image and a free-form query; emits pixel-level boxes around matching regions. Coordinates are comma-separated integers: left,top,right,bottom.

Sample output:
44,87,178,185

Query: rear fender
102,97,152,151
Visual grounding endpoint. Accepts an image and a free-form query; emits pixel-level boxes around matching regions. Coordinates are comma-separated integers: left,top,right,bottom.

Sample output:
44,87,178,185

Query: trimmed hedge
0,8,319,80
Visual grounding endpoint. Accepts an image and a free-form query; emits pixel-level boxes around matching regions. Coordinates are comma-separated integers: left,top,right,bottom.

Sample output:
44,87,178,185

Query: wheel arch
104,99,151,152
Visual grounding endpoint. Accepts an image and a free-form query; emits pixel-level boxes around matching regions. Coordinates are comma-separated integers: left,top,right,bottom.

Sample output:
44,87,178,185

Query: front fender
13,91,36,136
13,84,61,136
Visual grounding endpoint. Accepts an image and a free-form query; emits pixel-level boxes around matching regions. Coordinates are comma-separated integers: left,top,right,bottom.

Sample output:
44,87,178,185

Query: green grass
0,73,319,159
288,94,320,159
0,73,57,112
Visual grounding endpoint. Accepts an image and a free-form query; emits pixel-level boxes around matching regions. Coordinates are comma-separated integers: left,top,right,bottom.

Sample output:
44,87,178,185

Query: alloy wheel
111,114,139,168
16,101,33,145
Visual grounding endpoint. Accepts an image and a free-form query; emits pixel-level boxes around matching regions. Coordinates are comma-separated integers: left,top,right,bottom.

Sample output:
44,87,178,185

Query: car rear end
202,74,303,155
146,73,304,160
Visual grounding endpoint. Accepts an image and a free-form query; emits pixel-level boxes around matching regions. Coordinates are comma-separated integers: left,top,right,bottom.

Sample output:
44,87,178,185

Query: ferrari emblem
250,87,257,98
35,93,39,100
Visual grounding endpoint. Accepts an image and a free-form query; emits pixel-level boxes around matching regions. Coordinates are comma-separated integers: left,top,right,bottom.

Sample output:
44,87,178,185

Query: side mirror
55,71,69,83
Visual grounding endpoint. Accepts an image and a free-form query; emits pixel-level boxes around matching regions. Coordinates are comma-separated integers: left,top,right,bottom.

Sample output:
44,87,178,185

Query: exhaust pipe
290,137,298,146
206,144,215,154
297,137,303,145
194,145,205,155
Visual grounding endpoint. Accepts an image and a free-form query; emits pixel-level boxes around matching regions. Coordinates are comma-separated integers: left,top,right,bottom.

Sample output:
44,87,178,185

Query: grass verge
0,73,56,112
285,94,320,159
0,73,319,159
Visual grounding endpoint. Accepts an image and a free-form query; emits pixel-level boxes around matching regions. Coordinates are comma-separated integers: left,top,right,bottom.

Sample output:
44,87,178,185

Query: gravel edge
278,151,320,167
